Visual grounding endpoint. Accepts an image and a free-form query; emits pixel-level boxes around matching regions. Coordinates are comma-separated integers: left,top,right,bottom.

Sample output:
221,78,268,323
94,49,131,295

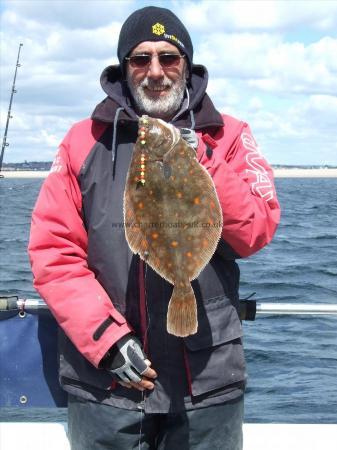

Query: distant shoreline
1,168,337,179
1,171,50,178
273,168,337,178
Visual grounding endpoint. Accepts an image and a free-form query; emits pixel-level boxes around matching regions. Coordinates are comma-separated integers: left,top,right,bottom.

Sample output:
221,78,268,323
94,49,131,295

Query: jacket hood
91,64,223,130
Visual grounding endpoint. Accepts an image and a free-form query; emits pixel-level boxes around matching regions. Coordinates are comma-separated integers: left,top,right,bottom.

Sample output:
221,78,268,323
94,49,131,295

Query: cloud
1,110,73,162
248,94,337,165
2,0,135,29
0,4,120,141
290,95,337,131
1,10,121,64
195,32,281,78
178,0,337,33
195,32,337,95
250,37,337,95
1,0,337,165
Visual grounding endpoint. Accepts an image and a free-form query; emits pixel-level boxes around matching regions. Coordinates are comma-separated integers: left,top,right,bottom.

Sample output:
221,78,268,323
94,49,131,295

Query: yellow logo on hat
152,23,165,36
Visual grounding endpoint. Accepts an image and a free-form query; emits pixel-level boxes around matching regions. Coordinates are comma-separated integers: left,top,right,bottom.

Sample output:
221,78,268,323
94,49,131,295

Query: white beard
127,72,187,120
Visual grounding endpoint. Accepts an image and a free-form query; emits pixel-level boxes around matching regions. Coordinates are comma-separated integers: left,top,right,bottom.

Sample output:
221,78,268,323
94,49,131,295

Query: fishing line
138,391,144,450
138,262,151,450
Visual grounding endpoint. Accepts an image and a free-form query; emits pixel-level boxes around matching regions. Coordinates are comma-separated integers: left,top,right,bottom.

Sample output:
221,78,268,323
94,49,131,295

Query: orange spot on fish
194,197,200,205
210,201,215,209
152,232,159,239
186,251,192,257
176,192,183,198
141,239,148,249
171,241,178,248
203,239,208,247
138,202,144,209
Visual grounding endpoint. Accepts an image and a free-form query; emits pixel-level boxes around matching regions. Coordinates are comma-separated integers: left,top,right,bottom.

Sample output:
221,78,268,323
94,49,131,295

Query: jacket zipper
182,345,193,396
138,258,148,410
138,258,148,353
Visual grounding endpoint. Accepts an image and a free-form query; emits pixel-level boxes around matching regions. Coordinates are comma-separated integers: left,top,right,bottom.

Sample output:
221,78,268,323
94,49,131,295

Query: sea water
0,177,336,423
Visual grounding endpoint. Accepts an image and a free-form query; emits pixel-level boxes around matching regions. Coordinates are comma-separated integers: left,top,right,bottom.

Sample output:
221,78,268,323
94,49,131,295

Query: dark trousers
67,394,244,450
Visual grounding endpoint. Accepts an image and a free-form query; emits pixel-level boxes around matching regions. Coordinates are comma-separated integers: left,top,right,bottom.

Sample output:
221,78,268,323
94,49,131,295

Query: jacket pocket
183,295,246,396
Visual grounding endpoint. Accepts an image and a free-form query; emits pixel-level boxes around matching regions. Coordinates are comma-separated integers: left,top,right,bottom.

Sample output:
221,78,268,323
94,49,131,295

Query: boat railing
1,294,336,409
1,295,337,319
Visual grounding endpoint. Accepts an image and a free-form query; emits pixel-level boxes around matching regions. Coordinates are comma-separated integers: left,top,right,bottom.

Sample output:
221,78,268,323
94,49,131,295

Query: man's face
126,41,188,120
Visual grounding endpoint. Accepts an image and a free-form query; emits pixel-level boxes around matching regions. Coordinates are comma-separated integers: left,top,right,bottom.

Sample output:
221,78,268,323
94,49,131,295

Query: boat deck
1,422,336,449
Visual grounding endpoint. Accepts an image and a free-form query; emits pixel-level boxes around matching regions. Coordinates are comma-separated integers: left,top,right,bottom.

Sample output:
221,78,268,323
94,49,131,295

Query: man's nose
147,56,164,79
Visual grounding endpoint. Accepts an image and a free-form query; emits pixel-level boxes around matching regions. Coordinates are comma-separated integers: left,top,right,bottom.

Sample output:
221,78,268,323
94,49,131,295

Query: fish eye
150,126,166,145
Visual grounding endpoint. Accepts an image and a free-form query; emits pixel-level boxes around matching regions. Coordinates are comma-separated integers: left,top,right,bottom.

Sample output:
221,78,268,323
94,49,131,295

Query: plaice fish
123,115,223,337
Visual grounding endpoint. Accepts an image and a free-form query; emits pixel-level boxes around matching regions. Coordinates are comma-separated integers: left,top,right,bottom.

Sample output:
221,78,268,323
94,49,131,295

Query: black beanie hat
117,6,193,74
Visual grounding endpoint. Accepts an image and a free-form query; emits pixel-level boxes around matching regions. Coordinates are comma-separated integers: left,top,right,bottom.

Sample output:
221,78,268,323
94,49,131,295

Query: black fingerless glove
180,128,198,150
101,334,148,383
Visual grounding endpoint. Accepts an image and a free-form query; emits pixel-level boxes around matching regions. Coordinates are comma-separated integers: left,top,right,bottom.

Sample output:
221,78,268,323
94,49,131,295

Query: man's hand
102,335,157,392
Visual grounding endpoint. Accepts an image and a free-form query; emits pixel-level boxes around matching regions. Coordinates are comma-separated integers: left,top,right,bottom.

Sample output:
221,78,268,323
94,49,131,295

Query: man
29,6,280,450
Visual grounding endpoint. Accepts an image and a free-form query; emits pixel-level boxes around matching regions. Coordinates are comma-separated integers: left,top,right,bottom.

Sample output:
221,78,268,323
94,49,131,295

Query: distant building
1,161,53,171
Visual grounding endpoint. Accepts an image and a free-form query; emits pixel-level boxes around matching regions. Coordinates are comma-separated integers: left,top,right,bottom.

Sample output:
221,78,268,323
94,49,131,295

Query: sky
1,0,337,165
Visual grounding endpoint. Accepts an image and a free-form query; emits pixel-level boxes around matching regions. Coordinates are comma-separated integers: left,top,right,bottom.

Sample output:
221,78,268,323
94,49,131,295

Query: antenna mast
0,43,23,174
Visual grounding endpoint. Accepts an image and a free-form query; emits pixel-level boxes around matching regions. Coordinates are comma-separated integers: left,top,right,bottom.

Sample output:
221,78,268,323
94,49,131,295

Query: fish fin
167,284,198,337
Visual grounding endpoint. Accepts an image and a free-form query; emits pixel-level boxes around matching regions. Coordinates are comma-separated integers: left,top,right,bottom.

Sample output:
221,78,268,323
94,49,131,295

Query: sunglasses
125,53,185,68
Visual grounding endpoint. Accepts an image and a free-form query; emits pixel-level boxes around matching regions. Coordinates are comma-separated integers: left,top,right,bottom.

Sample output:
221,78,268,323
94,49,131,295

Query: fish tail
167,284,197,337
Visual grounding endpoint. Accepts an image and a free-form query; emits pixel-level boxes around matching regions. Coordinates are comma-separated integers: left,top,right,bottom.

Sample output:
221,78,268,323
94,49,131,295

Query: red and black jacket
28,64,280,412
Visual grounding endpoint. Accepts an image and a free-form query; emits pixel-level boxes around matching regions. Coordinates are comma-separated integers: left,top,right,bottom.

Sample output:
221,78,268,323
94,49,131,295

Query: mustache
140,77,173,89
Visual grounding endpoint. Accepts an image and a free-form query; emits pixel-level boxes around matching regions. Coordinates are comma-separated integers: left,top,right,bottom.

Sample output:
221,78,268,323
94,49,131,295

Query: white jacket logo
241,132,274,202
49,151,63,174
